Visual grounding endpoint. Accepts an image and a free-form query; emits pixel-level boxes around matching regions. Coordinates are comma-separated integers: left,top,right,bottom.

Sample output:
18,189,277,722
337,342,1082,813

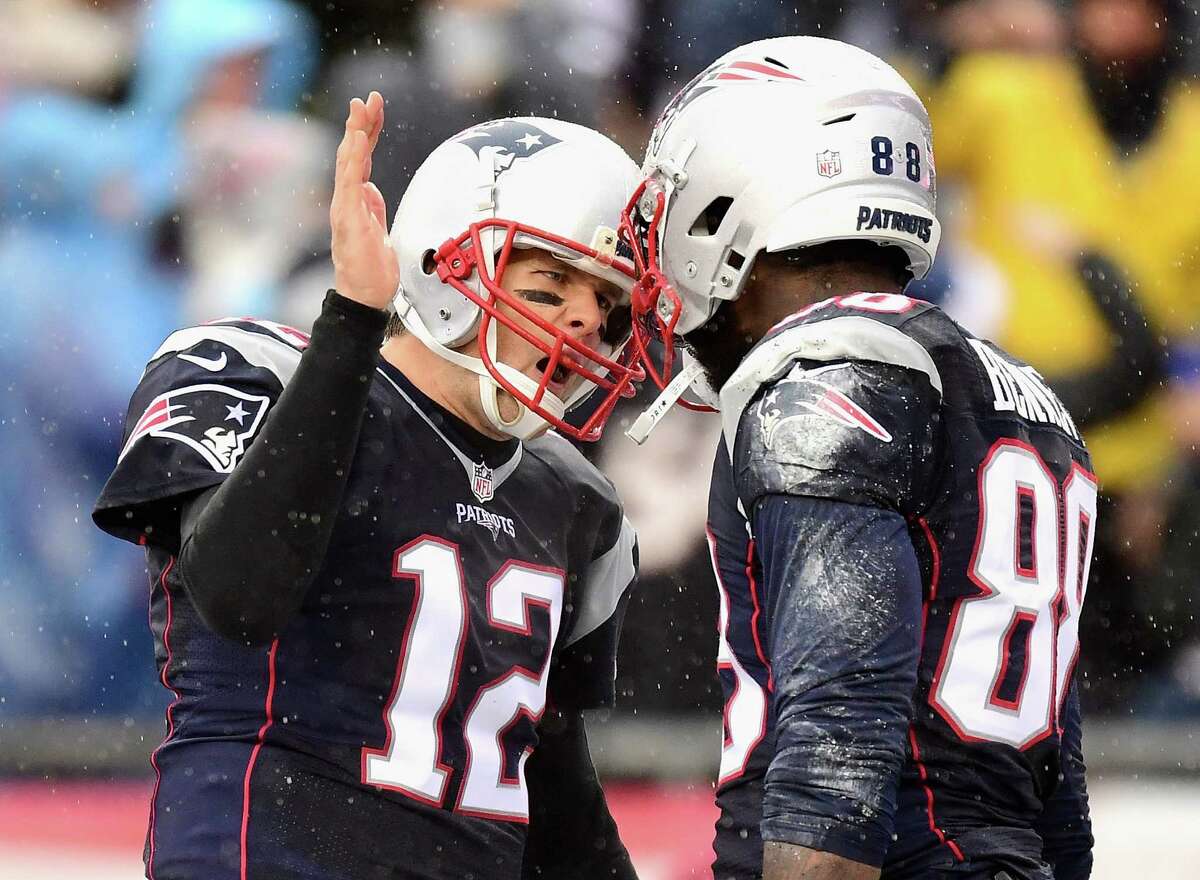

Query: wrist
326,288,390,319
308,290,390,362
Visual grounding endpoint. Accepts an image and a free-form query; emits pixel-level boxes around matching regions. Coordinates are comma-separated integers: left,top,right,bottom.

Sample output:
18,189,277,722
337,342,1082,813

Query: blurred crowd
2,0,1198,725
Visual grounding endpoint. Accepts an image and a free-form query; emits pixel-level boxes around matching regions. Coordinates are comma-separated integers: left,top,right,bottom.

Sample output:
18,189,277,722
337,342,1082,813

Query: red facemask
431,217,645,442
619,178,715,414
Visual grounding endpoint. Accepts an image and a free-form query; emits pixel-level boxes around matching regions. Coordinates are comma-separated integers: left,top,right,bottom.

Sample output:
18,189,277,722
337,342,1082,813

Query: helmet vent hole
689,196,734,237
763,56,789,69
822,113,857,126
726,250,746,270
421,249,437,275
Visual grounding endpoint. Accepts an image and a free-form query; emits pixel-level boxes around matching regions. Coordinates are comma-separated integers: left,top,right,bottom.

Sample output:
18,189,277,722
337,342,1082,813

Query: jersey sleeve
753,492,923,867
92,322,303,551
548,511,638,713
732,359,942,516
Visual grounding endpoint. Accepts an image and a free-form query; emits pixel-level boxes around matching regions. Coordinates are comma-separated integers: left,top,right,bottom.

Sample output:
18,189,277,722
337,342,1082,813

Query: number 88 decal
931,440,1097,749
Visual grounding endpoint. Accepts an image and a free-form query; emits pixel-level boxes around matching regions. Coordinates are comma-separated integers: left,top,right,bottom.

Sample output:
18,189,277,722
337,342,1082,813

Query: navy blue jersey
94,318,637,880
707,292,1094,879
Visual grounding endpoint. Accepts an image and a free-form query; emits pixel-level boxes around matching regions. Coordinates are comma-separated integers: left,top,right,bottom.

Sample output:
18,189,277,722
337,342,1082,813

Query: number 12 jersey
93,318,637,880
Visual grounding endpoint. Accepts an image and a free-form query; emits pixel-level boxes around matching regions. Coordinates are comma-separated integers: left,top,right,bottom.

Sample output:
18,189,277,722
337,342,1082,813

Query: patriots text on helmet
855,205,933,244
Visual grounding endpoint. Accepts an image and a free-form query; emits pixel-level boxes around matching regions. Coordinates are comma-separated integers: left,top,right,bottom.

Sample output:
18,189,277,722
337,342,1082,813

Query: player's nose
561,284,604,342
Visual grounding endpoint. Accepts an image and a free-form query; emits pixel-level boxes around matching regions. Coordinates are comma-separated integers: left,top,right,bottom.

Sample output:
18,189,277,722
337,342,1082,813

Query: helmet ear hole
689,196,734,237
421,249,437,275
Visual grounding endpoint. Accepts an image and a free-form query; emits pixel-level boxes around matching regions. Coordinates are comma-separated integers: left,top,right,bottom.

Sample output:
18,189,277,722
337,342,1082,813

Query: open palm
330,91,400,310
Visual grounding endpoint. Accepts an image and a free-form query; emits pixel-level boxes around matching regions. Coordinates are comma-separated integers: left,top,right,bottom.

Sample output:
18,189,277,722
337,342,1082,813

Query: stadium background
2,0,1199,876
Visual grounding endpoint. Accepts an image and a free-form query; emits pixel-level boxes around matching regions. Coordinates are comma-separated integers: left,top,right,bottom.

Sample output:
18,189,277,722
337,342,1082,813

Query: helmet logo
455,120,563,178
650,57,802,156
816,149,843,178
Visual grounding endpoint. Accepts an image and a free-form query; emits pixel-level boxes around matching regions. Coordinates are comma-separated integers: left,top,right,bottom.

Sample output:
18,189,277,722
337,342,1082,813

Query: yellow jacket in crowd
931,52,1200,492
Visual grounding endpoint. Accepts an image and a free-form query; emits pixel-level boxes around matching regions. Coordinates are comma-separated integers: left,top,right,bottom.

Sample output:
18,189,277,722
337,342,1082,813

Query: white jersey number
361,537,563,822
931,442,1097,749
707,530,768,785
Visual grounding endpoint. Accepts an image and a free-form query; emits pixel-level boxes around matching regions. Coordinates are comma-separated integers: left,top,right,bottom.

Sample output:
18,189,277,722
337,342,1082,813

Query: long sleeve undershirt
177,290,388,643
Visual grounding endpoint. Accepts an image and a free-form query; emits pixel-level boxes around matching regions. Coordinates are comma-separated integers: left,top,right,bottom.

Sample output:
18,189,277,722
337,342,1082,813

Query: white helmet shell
629,36,940,339
390,117,643,441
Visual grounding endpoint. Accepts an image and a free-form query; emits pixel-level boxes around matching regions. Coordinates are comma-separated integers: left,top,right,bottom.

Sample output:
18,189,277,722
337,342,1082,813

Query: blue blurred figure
0,0,316,716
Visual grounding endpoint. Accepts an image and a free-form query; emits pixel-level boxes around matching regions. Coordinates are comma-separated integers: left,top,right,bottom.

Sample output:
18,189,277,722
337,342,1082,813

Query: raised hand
330,91,400,310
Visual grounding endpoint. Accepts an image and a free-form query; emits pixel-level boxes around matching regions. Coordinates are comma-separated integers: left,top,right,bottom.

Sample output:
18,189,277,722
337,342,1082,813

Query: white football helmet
391,117,643,442
620,36,940,391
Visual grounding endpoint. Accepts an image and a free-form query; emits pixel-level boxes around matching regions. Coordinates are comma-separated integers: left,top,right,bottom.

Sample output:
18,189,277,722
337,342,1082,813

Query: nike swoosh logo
178,351,228,372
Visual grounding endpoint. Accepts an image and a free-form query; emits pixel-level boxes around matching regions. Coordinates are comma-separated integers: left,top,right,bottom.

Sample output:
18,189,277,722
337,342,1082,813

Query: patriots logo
650,57,803,155
119,384,271,472
454,120,562,178
761,372,892,449
797,383,892,442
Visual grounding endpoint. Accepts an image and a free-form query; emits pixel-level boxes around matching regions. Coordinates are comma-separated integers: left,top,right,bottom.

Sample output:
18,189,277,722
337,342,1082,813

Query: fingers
364,182,388,232
365,91,385,154
363,92,384,183
330,132,363,221
331,93,386,229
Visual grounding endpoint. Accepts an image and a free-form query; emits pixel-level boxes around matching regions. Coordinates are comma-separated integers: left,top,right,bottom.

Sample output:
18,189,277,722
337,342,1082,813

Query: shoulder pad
719,295,942,457
525,430,621,507
734,359,941,513
146,318,307,384
525,431,628,566
116,321,306,477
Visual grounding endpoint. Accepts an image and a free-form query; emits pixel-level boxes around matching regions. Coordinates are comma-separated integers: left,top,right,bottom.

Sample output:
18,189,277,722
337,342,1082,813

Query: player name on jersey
968,338,1080,440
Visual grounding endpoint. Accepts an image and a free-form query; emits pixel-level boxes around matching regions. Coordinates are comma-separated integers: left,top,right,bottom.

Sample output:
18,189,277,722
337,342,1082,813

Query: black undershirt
177,290,387,643
174,291,636,880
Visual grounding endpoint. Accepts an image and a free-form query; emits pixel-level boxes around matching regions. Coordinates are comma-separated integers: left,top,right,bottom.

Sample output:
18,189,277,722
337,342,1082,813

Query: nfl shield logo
471,461,495,503
816,150,842,178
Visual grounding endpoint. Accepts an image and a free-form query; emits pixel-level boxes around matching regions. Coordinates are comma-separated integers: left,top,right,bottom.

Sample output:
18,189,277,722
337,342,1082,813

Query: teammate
93,91,641,879
620,38,1094,879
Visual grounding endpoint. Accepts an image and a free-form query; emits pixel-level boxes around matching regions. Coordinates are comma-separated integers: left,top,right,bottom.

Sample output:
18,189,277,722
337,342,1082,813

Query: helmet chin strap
395,290,568,441
476,317,566,440
478,367,558,440
625,356,707,445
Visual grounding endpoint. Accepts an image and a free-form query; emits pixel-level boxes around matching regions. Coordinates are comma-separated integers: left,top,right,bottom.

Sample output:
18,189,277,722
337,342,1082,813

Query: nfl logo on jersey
472,461,495,503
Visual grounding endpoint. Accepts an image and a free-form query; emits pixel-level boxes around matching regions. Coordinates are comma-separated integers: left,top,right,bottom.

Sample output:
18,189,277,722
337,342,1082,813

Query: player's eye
534,269,566,283
596,293,615,314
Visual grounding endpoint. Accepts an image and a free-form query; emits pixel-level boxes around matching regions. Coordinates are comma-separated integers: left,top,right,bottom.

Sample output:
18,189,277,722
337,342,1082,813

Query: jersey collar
377,362,525,496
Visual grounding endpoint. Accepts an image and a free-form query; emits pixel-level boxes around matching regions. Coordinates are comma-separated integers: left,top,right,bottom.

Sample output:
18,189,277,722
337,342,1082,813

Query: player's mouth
535,357,572,395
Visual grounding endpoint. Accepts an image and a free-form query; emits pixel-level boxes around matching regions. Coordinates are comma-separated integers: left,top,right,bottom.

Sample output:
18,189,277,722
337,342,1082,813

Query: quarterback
95,92,641,879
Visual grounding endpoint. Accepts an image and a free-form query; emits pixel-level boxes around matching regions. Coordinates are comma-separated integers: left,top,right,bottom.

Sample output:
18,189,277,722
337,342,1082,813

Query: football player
620,38,1094,880
94,92,641,880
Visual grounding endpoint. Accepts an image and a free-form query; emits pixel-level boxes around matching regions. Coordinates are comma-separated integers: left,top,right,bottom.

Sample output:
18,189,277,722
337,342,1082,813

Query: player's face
491,248,623,415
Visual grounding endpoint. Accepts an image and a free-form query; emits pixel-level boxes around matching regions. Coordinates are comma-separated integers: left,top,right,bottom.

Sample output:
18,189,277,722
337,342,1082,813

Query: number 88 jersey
707,293,1094,878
